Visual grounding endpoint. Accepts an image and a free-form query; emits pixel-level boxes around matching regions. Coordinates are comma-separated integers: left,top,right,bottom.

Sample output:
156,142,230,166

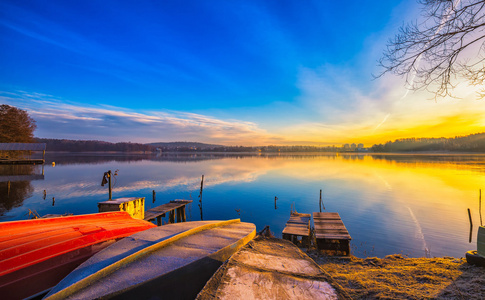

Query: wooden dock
144,199,192,226
282,212,311,246
313,212,351,256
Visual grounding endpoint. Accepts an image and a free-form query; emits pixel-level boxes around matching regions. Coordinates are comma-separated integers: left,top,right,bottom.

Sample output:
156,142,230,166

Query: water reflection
1,153,484,258
0,165,43,216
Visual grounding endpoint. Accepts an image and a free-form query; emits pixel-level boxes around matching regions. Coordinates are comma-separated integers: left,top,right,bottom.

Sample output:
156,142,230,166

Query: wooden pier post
198,175,204,220
478,189,483,226
169,210,175,223
143,200,192,226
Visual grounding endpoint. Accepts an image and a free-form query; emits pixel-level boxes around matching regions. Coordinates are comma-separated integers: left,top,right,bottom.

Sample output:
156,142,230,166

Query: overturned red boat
0,212,156,300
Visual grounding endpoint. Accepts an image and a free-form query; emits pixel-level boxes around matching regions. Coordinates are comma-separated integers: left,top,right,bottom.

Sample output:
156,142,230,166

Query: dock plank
313,212,351,255
144,200,192,224
282,212,311,246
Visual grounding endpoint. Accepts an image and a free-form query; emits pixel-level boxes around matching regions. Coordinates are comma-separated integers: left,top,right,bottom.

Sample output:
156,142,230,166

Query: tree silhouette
0,105,37,143
379,0,485,99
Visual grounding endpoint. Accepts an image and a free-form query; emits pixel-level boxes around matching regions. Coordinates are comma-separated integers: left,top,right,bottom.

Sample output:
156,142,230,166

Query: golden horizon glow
274,84,485,147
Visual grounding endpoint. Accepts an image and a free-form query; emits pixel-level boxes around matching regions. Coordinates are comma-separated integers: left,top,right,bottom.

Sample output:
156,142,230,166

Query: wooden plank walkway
282,212,311,246
144,199,192,226
313,212,351,256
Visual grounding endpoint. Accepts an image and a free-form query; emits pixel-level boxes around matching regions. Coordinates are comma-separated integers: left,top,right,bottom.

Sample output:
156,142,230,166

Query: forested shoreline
35,132,485,153
371,132,485,152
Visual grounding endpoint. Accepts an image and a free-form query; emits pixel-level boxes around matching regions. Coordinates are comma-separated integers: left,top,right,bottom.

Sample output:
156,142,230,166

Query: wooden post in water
319,189,326,212
7,181,10,198
108,172,112,200
198,175,204,220
169,210,175,223
152,190,156,203
101,170,113,200
274,196,278,210
478,189,483,226
468,208,473,243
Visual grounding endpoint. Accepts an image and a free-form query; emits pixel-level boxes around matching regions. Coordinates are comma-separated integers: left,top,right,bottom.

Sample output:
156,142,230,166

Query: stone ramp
196,236,351,300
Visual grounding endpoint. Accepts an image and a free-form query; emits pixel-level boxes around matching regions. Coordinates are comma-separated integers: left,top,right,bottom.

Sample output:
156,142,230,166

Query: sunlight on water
1,153,484,258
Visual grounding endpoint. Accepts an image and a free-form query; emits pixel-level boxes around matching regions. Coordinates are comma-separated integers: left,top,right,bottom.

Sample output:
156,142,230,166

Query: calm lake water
1,152,484,258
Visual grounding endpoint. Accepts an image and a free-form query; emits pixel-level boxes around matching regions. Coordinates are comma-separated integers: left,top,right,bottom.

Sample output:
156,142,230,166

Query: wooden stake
198,175,204,220
108,171,112,200
468,208,473,227
319,189,326,212
478,189,483,226
152,190,156,203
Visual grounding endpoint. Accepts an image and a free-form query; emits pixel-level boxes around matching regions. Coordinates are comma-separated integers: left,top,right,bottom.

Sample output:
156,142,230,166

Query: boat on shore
466,225,485,267
196,236,351,300
44,219,256,300
0,212,156,300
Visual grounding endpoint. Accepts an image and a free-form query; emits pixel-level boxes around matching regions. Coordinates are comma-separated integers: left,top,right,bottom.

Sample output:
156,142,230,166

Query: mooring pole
198,175,204,220
108,171,112,200
478,189,483,226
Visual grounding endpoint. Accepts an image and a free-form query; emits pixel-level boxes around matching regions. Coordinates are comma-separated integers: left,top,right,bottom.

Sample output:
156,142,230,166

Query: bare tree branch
377,0,485,99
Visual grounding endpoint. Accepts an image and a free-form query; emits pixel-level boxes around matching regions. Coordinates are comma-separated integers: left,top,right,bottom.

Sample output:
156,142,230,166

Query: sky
1,0,484,146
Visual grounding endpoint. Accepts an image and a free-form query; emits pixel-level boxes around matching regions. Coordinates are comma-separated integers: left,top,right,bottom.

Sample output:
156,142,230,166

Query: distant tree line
36,138,154,152
35,133,485,153
371,133,485,152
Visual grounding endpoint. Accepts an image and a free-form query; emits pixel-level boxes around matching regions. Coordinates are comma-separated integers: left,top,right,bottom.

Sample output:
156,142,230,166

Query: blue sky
1,1,483,145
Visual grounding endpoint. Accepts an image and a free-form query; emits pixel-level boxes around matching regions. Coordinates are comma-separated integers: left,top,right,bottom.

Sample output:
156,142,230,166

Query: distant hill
36,138,153,152
148,142,224,150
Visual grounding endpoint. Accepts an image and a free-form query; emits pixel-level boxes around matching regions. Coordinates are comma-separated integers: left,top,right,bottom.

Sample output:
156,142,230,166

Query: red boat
0,212,156,300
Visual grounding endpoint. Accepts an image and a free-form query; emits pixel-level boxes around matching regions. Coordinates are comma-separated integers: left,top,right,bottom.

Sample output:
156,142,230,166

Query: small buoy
52,162,55,167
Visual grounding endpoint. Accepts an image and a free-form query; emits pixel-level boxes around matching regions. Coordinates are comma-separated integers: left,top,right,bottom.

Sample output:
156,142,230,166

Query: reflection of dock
0,174,45,182
0,159,45,165
144,199,192,226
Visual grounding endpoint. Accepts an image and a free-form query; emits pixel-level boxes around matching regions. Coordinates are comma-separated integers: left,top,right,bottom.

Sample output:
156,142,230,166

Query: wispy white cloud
2,90,287,145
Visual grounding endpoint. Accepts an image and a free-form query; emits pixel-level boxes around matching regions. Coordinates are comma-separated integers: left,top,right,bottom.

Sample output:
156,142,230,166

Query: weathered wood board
144,199,192,225
313,212,351,255
282,213,311,246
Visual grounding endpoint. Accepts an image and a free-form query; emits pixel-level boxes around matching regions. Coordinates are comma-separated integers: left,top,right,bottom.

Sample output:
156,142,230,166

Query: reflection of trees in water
371,154,485,173
0,180,34,216
0,165,38,216
46,152,368,165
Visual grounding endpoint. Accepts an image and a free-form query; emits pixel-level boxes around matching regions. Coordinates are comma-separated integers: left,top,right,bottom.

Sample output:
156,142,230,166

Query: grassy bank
308,252,485,299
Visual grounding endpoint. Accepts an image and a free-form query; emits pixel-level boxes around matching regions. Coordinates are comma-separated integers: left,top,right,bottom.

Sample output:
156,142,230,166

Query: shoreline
308,251,485,299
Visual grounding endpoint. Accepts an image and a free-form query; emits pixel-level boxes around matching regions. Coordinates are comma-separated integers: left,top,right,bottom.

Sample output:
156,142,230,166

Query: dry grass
307,252,485,299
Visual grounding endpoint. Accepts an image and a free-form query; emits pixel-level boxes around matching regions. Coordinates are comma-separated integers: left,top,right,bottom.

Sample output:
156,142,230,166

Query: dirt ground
307,252,485,299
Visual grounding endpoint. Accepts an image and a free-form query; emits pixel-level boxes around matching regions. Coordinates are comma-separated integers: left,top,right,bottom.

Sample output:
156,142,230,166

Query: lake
1,152,484,258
